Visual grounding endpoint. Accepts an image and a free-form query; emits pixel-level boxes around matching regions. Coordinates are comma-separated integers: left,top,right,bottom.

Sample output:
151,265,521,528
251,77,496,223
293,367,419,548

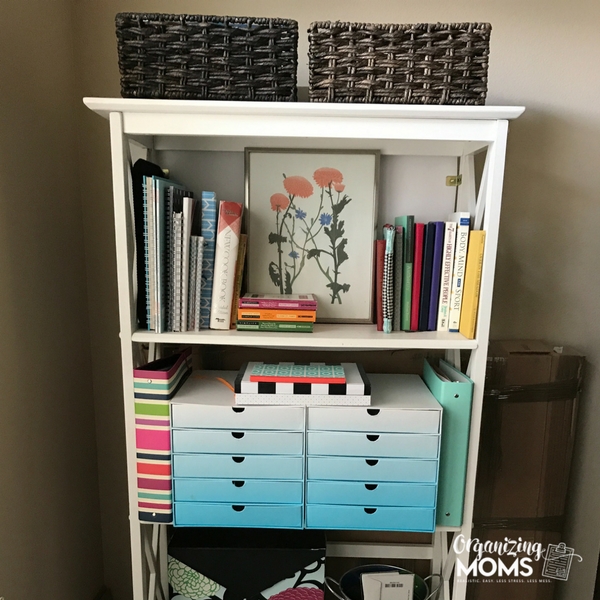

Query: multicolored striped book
133,348,192,400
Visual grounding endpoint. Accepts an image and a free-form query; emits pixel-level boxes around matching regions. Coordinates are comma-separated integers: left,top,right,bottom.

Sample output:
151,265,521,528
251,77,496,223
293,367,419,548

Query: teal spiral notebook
423,358,473,527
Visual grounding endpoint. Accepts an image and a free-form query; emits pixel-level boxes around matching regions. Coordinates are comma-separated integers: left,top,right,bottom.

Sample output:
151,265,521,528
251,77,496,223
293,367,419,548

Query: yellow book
459,230,486,339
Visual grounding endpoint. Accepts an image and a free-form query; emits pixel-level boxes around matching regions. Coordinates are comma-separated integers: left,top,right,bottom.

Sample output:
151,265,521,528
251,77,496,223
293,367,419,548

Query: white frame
87,97,524,600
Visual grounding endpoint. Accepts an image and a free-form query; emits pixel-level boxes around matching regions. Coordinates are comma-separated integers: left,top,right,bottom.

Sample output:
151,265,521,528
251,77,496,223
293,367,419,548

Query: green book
394,215,414,331
236,320,314,333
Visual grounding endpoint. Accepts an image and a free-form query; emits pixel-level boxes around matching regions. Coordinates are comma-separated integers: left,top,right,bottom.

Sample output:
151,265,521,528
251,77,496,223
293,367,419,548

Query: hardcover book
210,202,243,329
375,238,385,331
230,233,247,328
427,222,445,331
236,321,314,333
418,222,436,331
448,212,471,332
200,192,217,329
410,223,425,331
237,308,316,322
392,225,404,331
248,363,346,384
436,222,457,331
459,230,486,339
394,215,414,331
239,293,318,310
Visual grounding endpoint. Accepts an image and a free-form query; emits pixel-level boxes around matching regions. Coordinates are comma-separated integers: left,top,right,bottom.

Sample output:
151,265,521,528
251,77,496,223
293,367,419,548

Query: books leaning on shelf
234,362,371,405
237,294,318,333
379,213,484,336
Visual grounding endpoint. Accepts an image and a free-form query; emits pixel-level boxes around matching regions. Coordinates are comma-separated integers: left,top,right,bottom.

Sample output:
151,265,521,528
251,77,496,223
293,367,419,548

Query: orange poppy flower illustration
313,167,343,188
333,182,345,193
270,193,290,212
283,175,314,198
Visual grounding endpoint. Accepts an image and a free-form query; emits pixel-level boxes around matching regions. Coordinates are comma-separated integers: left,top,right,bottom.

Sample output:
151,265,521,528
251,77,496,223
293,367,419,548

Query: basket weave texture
116,13,298,101
308,21,491,105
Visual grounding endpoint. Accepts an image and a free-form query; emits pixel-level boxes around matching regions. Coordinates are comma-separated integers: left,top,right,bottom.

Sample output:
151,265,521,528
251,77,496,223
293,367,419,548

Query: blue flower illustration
288,250,299,259
320,213,332,226
295,208,307,220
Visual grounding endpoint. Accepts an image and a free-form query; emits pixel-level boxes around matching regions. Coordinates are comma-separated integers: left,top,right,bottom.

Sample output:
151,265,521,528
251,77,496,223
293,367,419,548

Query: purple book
428,222,446,331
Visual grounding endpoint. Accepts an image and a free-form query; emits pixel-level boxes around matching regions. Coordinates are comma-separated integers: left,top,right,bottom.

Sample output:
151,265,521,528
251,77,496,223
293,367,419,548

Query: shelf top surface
84,97,525,122
131,324,478,351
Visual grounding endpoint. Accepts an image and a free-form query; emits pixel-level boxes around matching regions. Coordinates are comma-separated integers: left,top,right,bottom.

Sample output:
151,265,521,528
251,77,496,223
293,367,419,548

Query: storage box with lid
116,13,298,101
308,21,491,105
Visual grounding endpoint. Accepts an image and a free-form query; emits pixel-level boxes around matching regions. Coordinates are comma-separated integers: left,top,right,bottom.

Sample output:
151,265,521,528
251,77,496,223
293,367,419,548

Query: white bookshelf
85,97,524,600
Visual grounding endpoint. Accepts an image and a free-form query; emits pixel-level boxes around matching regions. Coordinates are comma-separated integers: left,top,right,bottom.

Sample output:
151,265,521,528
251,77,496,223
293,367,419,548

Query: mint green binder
423,358,473,527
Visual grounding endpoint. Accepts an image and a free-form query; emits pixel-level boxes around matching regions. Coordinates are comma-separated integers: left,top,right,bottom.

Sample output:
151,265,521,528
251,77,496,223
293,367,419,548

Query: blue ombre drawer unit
305,374,442,532
171,371,304,528
169,370,442,532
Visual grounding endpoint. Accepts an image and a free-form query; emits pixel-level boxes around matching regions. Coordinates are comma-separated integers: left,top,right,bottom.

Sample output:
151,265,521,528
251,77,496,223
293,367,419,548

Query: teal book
394,215,414,331
422,358,473,527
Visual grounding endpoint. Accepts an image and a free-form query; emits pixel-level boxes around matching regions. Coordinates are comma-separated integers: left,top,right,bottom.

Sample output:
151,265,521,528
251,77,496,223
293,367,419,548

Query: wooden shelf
131,324,478,351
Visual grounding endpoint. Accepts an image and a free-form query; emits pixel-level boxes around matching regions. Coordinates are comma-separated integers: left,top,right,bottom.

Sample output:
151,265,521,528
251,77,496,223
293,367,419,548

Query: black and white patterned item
234,362,371,406
382,224,395,334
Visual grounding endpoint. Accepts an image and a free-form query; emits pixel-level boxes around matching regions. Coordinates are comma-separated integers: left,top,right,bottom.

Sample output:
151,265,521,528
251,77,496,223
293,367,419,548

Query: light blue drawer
174,478,303,504
307,406,440,434
305,504,435,532
172,429,303,455
171,403,304,430
174,502,303,528
173,454,303,480
306,481,436,507
307,456,438,483
307,431,439,459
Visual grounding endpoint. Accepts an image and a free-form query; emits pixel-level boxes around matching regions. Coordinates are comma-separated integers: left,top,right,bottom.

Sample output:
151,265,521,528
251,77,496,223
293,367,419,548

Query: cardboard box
168,528,325,600
474,341,584,521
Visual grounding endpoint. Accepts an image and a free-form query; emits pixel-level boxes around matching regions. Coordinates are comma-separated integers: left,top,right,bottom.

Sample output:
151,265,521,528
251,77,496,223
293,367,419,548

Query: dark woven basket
116,13,298,101
308,21,491,105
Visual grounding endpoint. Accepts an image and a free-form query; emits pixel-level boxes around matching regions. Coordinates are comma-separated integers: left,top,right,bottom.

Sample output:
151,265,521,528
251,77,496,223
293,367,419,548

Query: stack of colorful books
234,361,371,405
133,348,192,524
236,294,318,333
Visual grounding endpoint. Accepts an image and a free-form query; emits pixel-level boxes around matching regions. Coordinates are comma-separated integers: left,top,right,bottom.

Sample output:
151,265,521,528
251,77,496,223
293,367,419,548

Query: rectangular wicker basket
308,21,491,105
116,13,298,101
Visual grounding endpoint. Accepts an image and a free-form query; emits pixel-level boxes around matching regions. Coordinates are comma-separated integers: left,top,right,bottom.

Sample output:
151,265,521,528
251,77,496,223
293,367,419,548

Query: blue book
427,222,445,331
200,192,218,329
422,359,473,528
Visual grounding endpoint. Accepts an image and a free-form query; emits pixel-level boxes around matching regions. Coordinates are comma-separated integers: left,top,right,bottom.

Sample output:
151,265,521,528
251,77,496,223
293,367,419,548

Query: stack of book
236,294,318,333
133,348,192,523
134,159,246,333
375,212,485,339
234,362,371,405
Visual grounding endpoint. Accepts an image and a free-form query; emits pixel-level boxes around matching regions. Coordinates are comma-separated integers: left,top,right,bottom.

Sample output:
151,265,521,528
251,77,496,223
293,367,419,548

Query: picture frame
245,148,379,323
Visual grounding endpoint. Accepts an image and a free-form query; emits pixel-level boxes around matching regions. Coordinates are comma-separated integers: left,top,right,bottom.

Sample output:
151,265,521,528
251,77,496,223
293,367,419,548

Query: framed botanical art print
245,149,379,323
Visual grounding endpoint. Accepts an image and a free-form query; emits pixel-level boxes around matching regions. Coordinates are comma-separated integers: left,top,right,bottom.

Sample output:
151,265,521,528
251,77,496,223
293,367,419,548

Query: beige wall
0,0,104,598
73,1,600,598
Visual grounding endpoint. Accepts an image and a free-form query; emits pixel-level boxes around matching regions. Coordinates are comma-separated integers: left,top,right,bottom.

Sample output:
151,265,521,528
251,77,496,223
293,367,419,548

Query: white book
436,221,457,331
448,212,471,332
210,202,243,329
